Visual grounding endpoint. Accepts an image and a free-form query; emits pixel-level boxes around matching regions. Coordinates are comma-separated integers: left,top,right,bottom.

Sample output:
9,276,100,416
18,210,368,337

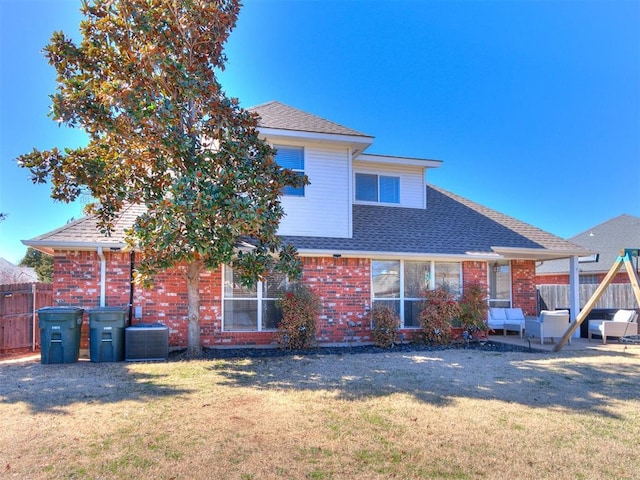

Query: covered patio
489,331,640,353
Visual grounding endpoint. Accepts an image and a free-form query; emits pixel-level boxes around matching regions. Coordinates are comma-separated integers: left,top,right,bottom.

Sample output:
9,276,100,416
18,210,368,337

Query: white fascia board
258,127,374,151
22,240,127,255
296,249,497,262
357,153,443,169
491,246,594,261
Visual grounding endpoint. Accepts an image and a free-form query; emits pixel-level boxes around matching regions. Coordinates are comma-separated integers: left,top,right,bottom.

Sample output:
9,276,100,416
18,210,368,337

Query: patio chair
587,309,638,345
525,310,571,345
503,308,526,339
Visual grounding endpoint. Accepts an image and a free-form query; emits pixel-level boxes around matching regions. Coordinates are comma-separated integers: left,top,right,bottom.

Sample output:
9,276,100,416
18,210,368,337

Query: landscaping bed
171,338,539,361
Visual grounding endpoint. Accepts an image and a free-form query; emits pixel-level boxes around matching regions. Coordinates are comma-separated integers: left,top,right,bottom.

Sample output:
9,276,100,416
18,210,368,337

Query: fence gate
0,283,53,352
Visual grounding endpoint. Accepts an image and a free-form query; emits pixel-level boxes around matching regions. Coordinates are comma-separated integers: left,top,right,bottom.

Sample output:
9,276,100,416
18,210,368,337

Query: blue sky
1,0,639,264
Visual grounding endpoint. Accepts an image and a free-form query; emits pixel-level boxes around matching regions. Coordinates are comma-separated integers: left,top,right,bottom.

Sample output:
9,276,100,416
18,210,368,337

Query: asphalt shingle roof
537,214,640,274
248,101,372,138
281,184,580,255
25,190,582,260
27,203,146,246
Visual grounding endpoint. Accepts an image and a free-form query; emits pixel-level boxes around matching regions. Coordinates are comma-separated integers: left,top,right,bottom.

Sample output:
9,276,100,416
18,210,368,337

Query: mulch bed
169,339,541,361
1,339,540,364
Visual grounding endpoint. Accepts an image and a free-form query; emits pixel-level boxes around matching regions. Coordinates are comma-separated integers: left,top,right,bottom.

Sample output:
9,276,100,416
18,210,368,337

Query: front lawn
1,347,639,479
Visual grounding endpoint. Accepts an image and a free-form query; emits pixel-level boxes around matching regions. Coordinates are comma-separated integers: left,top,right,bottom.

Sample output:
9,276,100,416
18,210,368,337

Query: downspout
97,247,106,307
128,250,135,326
32,283,37,351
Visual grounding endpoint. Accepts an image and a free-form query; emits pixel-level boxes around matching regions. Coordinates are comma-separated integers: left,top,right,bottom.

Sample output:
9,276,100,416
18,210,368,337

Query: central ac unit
125,323,169,361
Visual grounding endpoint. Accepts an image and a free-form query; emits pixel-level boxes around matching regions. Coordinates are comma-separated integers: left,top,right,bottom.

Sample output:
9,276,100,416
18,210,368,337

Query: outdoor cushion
490,308,507,321
505,308,525,321
525,311,571,345
588,310,638,344
612,310,636,322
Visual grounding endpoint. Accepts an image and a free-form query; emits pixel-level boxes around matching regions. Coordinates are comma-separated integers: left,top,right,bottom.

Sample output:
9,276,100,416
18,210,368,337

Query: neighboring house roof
0,258,37,284
23,185,588,261
249,101,372,138
537,214,640,275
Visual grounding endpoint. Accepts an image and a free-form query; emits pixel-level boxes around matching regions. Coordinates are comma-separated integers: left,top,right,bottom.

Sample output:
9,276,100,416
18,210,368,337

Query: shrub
458,283,489,334
419,288,461,345
275,284,321,350
371,304,400,348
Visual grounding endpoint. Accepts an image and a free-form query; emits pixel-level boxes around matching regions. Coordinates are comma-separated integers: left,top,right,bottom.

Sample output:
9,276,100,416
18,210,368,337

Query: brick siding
51,251,541,348
536,272,632,285
511,260,537,316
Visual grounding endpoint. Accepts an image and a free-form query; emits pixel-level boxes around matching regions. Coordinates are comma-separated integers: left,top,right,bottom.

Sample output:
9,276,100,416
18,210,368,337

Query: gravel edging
169,339,543,361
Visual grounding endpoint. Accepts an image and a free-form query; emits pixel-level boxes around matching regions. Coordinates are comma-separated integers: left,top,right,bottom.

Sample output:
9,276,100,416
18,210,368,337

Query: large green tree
18,0,304,355
20,247,54,283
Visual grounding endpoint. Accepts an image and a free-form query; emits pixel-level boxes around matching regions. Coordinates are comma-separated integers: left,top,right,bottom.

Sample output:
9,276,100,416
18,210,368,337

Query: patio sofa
488,308,527,338
587,309,638,344
525,310,571,345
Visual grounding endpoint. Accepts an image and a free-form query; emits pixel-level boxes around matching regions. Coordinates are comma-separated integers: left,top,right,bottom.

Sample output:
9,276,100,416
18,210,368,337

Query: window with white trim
488,261,511,308
275,145,305,196
223,266,289,331
355,173,400,204
371,260,462,328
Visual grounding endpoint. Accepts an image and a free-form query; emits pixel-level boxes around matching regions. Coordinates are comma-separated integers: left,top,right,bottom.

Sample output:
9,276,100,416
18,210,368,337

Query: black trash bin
88,307,128,362
37,307,84,364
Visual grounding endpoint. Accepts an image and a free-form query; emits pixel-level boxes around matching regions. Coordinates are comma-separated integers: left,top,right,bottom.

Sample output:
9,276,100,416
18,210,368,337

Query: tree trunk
185,260,203,356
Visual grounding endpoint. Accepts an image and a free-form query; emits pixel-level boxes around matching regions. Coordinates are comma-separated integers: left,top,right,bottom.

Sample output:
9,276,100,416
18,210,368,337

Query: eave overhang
294,247,595,263
22,240,127,256
356,153,443,169
257,127,374,156
491,246,595,261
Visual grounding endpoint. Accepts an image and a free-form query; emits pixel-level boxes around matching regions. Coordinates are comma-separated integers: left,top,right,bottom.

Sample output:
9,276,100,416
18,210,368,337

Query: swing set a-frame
552,248,640,352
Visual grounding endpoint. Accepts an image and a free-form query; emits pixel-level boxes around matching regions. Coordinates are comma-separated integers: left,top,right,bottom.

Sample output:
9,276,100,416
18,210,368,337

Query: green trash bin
38,307,84,364
88,307,128,362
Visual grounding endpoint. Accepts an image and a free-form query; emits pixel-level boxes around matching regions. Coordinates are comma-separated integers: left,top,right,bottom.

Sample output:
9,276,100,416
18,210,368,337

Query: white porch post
569,255,580,338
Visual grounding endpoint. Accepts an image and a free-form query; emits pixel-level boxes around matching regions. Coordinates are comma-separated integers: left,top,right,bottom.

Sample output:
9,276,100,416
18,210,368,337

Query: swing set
552,248,640,352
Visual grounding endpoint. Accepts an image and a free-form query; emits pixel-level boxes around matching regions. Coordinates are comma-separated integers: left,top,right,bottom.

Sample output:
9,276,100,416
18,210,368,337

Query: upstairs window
355,173,400,204
275,145,305,196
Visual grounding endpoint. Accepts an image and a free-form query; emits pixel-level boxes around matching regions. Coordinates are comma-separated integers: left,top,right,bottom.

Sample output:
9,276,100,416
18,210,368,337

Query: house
536,214,640,318
0,258,37,285
536,214,640,285
23,101,590,348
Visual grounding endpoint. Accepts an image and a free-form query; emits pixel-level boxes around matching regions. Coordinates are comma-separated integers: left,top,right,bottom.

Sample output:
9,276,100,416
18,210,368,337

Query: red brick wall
51,251,374,348
52,251,542,349
53,251,131,348
536,272,632,285
511,260,536,316
462,261,488,289
302,256,372,344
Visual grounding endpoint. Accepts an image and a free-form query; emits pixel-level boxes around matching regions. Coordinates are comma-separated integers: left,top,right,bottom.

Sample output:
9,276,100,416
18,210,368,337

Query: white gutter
491,246,594,261
296,247,595,263
97,246,106,307
296,250,496,262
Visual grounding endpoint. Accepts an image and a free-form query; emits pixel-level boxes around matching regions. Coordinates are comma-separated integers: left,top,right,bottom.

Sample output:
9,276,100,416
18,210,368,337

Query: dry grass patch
1,347,639,479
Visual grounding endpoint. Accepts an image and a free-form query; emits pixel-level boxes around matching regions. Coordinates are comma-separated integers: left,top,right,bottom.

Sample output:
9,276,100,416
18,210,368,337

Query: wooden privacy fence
0,283,53,352
538,283,639,311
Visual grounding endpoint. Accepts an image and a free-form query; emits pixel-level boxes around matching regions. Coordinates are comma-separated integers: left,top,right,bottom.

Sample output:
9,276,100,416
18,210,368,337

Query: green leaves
18,1,305,349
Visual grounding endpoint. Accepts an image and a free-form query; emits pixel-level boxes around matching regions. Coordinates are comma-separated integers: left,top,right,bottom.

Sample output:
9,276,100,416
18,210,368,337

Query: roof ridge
247,100,279,109
248,100,373,138
29,212,92,241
